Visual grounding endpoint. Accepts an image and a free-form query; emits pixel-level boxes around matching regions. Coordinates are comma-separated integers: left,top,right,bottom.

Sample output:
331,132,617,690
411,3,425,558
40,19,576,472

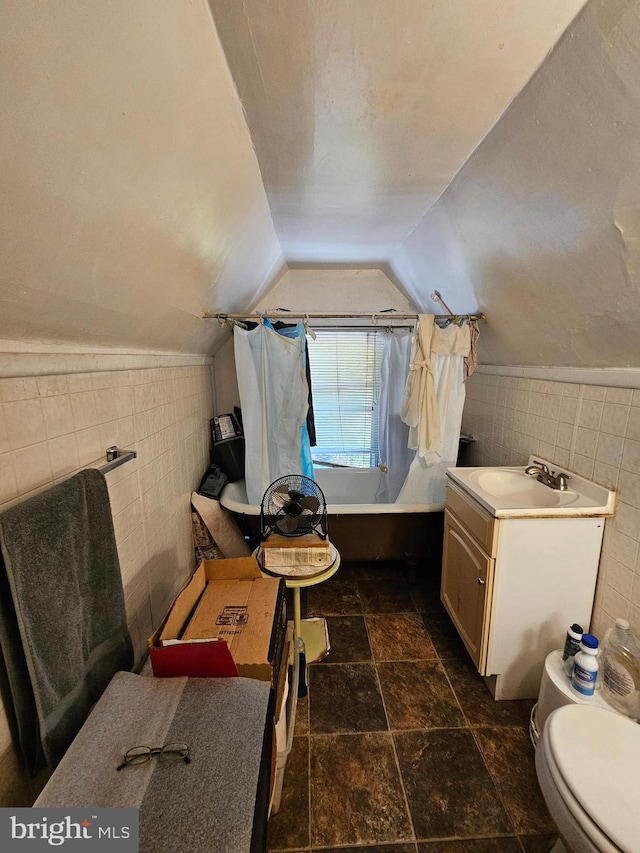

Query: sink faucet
525,462,570,491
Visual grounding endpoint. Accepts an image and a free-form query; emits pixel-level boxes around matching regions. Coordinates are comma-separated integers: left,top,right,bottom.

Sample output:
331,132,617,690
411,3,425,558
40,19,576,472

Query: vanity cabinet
441,507,494,672
441,479,607,700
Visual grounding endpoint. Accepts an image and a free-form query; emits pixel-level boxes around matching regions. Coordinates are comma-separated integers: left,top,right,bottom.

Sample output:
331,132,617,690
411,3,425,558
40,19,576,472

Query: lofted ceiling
209,0,587,265
4,1,640,368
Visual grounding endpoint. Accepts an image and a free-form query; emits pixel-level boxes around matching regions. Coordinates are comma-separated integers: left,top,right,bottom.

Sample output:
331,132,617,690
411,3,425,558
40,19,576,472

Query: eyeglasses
116,742,191,771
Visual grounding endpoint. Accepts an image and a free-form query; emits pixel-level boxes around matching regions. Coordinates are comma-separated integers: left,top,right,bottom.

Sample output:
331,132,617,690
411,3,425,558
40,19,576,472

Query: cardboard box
262,533,332,568
148,557,286,684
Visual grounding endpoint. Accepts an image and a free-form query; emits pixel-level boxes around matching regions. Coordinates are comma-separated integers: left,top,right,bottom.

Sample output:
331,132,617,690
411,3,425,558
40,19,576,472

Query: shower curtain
375,328,414,503
396,317,471,505
233,321,313,506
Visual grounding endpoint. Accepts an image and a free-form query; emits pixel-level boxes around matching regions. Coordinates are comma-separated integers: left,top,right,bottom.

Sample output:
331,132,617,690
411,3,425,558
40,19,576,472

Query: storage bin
270,637,301,816
211,436,245,482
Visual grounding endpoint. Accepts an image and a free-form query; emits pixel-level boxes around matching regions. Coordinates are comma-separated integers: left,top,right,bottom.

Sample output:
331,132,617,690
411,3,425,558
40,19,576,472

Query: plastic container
269,637,300,816
561,623,584,676
562,623,584,661
210,436,245,482
571,633,599,697
601,618,640,720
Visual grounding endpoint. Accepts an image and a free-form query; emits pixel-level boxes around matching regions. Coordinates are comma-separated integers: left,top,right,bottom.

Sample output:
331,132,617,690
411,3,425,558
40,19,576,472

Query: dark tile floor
267,561,558,853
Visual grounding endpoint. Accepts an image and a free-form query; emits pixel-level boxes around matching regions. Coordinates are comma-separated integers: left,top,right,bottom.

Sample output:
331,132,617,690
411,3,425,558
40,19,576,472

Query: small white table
254,546,341,662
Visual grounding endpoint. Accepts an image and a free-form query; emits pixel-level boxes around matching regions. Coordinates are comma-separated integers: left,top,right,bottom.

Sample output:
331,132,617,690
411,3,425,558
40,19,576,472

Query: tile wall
0,362,213,805
463,370,640,643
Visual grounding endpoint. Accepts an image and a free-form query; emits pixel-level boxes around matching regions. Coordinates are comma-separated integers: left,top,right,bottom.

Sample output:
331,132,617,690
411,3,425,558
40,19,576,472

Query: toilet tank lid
547,705,640,853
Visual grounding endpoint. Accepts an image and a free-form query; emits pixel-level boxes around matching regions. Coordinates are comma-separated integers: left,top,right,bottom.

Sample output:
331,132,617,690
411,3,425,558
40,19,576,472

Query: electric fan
260,475,328,540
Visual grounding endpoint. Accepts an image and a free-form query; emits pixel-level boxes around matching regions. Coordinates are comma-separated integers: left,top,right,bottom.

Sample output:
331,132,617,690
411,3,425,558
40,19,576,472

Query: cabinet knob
477,577,486,586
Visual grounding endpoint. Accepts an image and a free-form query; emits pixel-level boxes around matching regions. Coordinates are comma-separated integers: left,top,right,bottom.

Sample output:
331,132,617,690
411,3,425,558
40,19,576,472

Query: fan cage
260,475,328,541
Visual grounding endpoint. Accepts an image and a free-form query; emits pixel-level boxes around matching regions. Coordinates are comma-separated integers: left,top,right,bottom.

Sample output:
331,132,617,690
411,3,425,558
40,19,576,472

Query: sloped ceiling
8,0,638,368
396,0,640,367
209,0,586,264
0,1,282,356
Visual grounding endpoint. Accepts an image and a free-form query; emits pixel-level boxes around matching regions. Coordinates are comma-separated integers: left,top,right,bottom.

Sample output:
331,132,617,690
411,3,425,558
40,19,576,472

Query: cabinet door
441,510,494,673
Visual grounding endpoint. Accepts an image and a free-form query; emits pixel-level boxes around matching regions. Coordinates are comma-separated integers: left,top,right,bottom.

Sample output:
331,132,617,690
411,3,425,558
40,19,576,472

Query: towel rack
96,446,137,475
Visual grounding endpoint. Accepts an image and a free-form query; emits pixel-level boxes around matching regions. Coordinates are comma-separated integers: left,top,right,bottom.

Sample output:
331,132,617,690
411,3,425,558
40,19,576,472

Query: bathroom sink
447,457,616,518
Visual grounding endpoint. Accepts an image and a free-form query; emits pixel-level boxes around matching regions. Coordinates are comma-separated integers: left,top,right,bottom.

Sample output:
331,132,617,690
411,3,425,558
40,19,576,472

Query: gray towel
0,469,133,772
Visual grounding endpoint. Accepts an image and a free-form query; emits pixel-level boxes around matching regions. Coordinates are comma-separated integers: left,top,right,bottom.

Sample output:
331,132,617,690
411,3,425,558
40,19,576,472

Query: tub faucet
525,462,570,491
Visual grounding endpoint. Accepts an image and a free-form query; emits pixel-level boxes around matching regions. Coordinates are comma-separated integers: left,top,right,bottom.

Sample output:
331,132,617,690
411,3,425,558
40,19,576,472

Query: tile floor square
309,662,387,734
310,732,413,847
377,660,465,729
267,560,556,853
394,728,514,840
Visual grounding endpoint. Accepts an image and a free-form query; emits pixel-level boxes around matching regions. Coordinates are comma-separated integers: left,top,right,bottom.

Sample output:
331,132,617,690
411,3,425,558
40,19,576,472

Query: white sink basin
447,457,616,518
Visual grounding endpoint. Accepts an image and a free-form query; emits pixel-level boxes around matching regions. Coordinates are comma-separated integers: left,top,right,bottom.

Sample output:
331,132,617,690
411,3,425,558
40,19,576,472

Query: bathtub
219,467,445,563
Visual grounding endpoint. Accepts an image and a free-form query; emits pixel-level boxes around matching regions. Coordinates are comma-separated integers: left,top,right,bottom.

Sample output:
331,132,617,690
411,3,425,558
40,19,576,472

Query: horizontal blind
307,329,385,467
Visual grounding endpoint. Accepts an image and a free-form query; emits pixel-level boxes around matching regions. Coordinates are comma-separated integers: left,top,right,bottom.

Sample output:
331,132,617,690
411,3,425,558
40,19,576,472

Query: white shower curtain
397,320,471,505
233,322,310,505
375,328,414,503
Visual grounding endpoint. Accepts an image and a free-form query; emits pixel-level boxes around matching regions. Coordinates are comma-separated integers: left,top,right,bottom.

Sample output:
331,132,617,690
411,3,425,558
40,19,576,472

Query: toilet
535,704,640,853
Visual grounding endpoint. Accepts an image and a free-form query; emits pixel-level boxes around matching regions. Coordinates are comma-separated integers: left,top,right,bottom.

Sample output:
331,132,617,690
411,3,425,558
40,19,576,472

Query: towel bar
97,446,137,474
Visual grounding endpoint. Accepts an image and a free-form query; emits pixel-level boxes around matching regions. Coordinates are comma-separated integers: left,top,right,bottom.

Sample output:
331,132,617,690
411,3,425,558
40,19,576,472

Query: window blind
307,329,386,468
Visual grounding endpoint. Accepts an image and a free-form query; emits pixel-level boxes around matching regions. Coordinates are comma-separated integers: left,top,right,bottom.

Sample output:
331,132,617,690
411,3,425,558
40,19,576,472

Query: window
307,328,386,468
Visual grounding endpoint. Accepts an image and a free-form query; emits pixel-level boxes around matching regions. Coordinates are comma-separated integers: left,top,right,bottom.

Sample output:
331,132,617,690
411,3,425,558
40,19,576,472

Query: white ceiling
210,0,587,264
7,0,639,368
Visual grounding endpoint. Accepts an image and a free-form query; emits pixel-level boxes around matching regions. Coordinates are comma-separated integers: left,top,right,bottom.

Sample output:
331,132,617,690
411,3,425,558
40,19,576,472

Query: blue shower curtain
233,320,314,505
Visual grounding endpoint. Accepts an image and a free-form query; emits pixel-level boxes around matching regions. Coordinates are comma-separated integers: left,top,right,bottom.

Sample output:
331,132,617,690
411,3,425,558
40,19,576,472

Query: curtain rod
203,311,485,322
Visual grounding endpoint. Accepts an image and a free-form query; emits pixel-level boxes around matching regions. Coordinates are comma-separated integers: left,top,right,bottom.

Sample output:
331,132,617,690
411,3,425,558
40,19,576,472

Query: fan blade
277,514,300,533
299,496,320,513
271,485,292,507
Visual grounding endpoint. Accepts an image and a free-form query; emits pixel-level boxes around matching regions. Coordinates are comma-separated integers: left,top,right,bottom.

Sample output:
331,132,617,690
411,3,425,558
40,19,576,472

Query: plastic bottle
562,623,584,661
571,633,599,697
562,623,584,676
601,618,640,720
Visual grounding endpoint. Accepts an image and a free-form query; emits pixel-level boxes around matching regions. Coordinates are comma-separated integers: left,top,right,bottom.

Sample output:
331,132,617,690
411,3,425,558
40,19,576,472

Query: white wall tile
463,372,640,641
69,391,99,431
0,454,18,504
626,407,640,441
37,376,69,397
605,387,633,405
579,399,604,431
621,438,640,475
618,470,640,510
94,388,117,424
614,502,640,541
66,373,93,393
596,433,624,467
3,399,46,451
41,395,75,439
0,362,213,808
76,426,103,467
601,403,630,437
0,377,38,402
0,407,9,455
12,442,53,494
48,434,80,479
556,422,574,450
583,386,606,402
559,396,578,423
575,427,597,457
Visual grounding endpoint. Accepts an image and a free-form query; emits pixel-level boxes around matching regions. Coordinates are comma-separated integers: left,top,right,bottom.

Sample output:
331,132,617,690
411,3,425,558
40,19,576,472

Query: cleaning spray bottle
601,618,640,720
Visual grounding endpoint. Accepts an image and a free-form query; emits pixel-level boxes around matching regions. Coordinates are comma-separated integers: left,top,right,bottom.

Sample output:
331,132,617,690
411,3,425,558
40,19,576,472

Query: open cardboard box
148,557,286,685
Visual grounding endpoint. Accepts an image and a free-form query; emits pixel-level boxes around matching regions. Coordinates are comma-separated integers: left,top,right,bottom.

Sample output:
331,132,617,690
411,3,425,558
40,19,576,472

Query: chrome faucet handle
525,462,550,476
555,472,570,491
